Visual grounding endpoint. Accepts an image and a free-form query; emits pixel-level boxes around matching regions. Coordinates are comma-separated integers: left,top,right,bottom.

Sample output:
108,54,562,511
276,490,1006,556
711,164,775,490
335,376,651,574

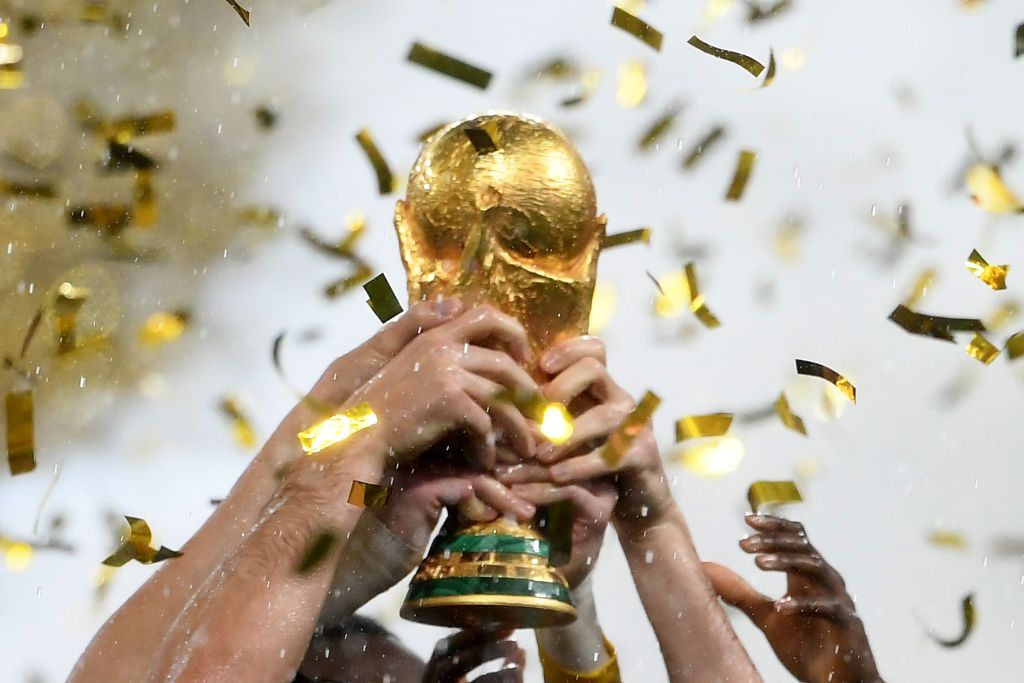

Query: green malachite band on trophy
429,534,550,557
406,576,573,604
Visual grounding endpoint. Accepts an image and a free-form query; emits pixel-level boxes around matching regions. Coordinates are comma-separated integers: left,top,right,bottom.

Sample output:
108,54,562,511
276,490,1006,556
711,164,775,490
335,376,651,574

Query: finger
755,553,846,592
540,336,606,374
537,403,627,463
460,371,536,460
462,346,540,400
474,668,524,683
508,482,604,521
446,390,496,469
470,475,536,521
434,640,523,683
549,452,614,484
702,561,774,625
456,496,500,523
433,629,514,657
448,306,532,365
745,514,806,537
542,357,627,405
740,533,813,555
776,597,852,624
494,462,555,485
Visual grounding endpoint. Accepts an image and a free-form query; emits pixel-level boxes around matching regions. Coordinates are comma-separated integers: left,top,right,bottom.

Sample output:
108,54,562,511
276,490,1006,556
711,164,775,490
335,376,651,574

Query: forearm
617,506,761,683
536,577,611,675
146,432,384,683
70,403,317,683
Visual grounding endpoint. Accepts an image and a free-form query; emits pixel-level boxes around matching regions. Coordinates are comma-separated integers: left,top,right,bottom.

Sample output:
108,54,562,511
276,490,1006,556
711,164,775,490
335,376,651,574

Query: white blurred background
1,0,1023,680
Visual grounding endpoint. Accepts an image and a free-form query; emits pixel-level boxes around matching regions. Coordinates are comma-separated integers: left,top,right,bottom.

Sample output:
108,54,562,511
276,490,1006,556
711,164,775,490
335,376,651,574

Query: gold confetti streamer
0,178,57,198
100,141,157,173
904,269,937,308
561,69,603,107
219,397,257,449
682,125,726,169
888,304,985,343
603,227,651,250
1007,331,1024,360
795,359,856,403
538,402,574,445
298,402,378,455
363,273,404,323
759,49,777,88
928,530,968,551
347,480,391,508
254,106,277,130
53,281,90,354
676,436,745,478
1016,23,1024,58
687,36,765,78
0,30,23,90
325,261,374,298
5,391,34,476
355,128,394,195
638,107,680,150
600,391,660,466
102,516,182,567
774,392,806,436
746,0,793,23
929,594,976,648
0,537,33,571
747,480,803,513
675,413,733,442
139,311,189,346
965,333,1000,364
222,0,251,26
965,164,1023,213
134,172,158,227
67,204,134,236
101,111,176,144
725,149,757,201
296,530,338,575
652,271,689,318
589,284,617,333
684,262,721,328
616,60,647,108
237,206,282,228
544,499,574,567
610,6,663,51
965,249,1009,290
407,42,493,90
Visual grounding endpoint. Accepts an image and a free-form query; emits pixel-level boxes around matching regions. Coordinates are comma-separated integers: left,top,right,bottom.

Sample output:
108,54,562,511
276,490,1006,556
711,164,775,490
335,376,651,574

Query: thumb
703,561,773,625
366,297,464,359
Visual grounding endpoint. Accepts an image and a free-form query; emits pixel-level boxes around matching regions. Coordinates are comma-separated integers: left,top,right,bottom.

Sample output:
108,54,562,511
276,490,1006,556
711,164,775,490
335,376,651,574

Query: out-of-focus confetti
610,6,663,51
355,128,395,195
984,301,1017,331
139,311,189,347
298,402,378,456
795,359,856,403
53,282,91,354
747,480,803,513
616,59,647,108
254,106,277,130
684,262,721,328
5,391,35,476
0,178,57,198
67,204,134,236
928,594,976,648
759,49,777,88
100,111,177,144
687,36,765,78
928,530,968,551
965,249,1009,290
773,215,804,262
676,436,744,478
296,530,338,575
102,516,182,567
1,537,33,572
682,125,726,169
965,164,1023,213
589,283,617,333
725,149,757,201
652,270,689,318
0,28,24,90
134,172,158,227
675,413,733,442
325,261,374,298
603,227,651,250
702,0,736,25
219,397,258,449
638,107,680,150
779,47,806,69
561,69,603,107
600,391,660,466
1016,23,1024,58
539,402,575,445
100,141,157,173
888,304,985,343
237,206,283,228
222,0,251,26
407,42,492,89
965,333,1000,365
348,480,391,508
774,392,806,435
1007,331,1024,360
745,0,793,23
544,499,574,568
363,273,404,323
904,269,937,308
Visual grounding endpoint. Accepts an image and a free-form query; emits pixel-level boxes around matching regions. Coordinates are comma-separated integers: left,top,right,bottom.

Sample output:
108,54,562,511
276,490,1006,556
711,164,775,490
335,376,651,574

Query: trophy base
400,593,577,629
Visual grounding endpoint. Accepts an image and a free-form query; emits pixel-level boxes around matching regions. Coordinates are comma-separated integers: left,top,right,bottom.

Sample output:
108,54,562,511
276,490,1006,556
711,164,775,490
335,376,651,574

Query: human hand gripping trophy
394,113,607,629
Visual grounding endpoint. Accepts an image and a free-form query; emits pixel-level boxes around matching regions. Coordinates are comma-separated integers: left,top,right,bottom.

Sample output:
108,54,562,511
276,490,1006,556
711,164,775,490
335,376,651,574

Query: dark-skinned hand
704,515,883,683
422,629,525,683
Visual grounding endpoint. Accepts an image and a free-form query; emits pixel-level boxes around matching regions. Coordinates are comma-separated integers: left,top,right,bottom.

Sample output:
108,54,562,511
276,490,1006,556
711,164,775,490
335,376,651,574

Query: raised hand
423,629,525,683
704,515,883,683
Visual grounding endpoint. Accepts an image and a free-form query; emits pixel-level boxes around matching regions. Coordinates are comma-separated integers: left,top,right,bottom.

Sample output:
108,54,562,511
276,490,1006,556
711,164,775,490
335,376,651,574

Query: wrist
281,426,388,508
536,576,609,675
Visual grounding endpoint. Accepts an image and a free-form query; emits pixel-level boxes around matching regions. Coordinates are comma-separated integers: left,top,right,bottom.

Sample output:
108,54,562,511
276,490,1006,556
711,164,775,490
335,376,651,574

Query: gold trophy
395,113,606,629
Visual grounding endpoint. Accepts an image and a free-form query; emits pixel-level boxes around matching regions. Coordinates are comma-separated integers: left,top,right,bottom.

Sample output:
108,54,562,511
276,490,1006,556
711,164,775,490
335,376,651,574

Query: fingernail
538,443,556,461
521,503,536,518
436,296,462,318
494,464,519,478
540,351,558,372
550,464,568,482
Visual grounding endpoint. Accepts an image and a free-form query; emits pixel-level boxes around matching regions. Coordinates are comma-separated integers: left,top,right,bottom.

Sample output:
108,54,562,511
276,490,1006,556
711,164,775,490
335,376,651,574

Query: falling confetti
687,35,766,78
407,42,493,89
675,413,734,442
684,262,721,328
965,249,1009,290
928,594,976,648
5,391,34,475
610,6,664,51
725,149,757,201
965,333,1000,365
795,359,856,403
219,397,258,449
222,0,251,26
616,59,647,108
774,392,807,435
363,273,404,323
965,164,1023,213
676,436,744,478
296,530,338,575
928,530,968,551
888,304,985,343
297,402,378,455
102,516,182,567
355,128,395,195
682,125,726,169
348,480,391,507
638,107,681,150
747,480,803,513
603,227,652,250
138,311,189,347
600,391,660,466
